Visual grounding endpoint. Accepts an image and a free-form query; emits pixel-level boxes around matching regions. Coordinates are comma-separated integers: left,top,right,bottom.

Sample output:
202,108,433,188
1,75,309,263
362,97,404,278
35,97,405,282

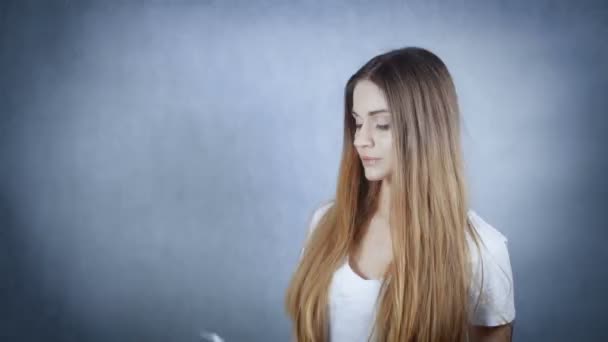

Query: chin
363,170,388,181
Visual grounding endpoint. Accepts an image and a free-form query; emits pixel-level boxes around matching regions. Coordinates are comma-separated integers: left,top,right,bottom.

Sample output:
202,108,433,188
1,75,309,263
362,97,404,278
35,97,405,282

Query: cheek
378,136,394,156
380,137,396,168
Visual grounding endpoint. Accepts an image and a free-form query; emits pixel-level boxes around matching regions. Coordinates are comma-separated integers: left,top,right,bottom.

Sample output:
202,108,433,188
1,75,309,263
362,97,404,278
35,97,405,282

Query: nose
353,121,374,148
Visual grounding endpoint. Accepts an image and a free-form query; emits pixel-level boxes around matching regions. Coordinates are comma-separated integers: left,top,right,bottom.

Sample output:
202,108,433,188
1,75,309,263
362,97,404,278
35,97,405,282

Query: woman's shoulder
307,199,335,235
299,199,335,260
466,209,508,245
465,209,512,276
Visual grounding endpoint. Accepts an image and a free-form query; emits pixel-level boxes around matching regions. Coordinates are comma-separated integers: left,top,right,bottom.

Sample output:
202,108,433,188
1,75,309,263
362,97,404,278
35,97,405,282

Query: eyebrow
352,109,390,117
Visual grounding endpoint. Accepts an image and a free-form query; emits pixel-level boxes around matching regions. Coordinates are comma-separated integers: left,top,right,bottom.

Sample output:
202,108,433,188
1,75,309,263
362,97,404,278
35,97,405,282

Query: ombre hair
285,47,494,341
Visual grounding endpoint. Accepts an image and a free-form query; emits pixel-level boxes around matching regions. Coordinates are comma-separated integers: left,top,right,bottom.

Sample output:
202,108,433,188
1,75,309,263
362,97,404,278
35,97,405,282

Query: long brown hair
285,47,487,341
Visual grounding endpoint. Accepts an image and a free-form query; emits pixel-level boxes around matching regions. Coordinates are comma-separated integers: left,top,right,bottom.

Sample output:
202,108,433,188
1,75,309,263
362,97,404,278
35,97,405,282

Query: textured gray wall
1,1,607,341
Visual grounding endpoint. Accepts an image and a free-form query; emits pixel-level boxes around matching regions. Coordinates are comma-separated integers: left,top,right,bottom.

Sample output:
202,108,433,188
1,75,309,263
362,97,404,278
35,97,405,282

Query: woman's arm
469,322,514,342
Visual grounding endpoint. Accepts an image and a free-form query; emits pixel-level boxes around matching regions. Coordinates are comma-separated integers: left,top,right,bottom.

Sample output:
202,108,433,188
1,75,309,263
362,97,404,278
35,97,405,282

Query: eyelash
355,124,390,131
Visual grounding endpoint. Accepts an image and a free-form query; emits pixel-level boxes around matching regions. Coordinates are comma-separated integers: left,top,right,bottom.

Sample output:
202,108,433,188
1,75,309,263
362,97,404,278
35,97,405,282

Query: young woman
284,47,516,342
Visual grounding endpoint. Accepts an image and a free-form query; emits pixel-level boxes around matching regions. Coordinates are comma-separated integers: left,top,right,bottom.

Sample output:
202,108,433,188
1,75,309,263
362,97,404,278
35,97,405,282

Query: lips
361,156,381,161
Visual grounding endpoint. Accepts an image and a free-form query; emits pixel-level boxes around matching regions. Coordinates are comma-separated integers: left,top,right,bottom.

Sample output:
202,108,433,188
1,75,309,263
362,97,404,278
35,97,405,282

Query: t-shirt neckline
345,254,383,283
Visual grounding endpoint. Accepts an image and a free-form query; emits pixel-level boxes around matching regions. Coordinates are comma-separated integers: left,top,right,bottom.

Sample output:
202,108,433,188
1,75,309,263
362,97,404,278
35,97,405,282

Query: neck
377,178,391,220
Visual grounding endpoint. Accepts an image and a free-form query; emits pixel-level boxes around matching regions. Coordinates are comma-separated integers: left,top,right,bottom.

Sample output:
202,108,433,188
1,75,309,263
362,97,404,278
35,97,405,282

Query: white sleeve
469,232,516,326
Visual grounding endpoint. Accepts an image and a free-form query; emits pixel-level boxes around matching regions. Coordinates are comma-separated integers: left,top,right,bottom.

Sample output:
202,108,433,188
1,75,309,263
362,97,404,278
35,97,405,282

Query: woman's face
352,80,395,182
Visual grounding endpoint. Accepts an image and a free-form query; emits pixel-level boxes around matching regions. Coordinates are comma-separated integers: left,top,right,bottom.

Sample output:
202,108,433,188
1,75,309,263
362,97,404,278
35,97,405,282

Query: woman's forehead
352,80,389,115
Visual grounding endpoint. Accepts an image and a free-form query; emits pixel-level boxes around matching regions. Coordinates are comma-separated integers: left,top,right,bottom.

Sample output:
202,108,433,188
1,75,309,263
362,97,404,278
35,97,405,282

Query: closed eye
355,124,390,130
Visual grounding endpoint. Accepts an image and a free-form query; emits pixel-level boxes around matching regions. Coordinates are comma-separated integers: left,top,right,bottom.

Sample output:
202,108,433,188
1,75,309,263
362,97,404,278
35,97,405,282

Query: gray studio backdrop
1,1,607,341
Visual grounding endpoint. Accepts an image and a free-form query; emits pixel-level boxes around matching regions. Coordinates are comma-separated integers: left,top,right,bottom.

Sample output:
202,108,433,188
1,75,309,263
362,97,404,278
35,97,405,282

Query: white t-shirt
300,200,516,342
